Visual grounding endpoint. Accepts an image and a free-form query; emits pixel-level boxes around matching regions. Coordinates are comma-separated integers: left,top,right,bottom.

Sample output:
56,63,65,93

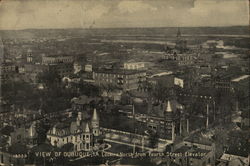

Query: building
93,69,146,91
0,144,27,166
218,153,249,166
148,74,175,89
42,55,73,64
171,143,215,166
0,62,18,82
214,76,232,92
71,95,101,112
73,62,83,74
162,52,195,65
124,62,145,70
22,64,47,83
47,62,73,77
47,109,100,152
85,64,93,72
175,28,188,52
146,100,187,141
26,49,33,63
174,77,184,88
164,101,175,141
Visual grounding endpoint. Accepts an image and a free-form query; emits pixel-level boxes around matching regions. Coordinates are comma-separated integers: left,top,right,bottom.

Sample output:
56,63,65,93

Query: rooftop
184,132,213,146
94,68,146,75
43,54,73,58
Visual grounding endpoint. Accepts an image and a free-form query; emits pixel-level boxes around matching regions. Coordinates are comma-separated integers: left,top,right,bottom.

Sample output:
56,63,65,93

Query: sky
0,0,249,30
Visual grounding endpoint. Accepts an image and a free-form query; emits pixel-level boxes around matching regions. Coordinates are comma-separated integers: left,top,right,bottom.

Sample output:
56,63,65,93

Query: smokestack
180,120,182,135
206,104,209,129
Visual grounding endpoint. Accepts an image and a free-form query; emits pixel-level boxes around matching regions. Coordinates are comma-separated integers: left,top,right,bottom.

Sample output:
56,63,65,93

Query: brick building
93,69,146,91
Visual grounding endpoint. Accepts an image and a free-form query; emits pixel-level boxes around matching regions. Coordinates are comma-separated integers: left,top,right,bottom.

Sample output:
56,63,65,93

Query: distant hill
0,26,249,39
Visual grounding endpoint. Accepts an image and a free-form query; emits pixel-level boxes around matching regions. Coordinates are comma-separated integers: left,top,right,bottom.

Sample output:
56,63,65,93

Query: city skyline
0,0,249,30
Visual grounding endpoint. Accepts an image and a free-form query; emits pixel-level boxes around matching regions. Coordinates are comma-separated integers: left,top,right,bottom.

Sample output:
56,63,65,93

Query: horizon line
0,25,249,31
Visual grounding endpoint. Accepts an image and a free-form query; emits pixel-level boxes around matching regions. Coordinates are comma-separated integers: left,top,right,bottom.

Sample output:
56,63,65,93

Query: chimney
206,104,209,129
186,119,189,133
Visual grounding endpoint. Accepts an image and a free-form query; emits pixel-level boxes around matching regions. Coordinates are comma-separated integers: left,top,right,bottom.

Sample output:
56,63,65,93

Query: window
17,135,21,140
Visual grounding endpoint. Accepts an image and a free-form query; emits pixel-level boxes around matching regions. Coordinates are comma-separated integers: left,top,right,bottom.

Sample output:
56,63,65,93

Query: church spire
84,123,90,133
92,108,98,121
166,101,173,112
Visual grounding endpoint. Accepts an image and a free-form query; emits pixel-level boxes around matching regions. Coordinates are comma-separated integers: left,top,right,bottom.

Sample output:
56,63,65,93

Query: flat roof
94,69,146,75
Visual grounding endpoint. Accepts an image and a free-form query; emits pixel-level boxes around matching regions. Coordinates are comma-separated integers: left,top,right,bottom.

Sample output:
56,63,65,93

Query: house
71,95,101,111
47,109,100,152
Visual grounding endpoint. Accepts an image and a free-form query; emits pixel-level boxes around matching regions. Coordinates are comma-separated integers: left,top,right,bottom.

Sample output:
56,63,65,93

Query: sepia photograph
0,0,249,166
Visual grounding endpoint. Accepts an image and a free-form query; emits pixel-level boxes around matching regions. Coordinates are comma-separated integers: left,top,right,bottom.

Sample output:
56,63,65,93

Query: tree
60,143,74,152
148,130,159,149
37,70,61,89
36,121,50,145
76,80,100,97
152,82,171,103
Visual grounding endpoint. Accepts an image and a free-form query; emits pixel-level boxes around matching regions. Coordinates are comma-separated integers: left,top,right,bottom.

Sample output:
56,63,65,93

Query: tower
28,122,37,145
77,112,82,126
82,122,91,151
175,28,187,52
164,101,175,141
91,108,99,137
176,27,181,38
27,49,33,63
206,104,209,129
29,122,37,138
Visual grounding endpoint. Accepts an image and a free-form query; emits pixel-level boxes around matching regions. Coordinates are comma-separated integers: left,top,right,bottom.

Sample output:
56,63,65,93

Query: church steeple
27,49,33,63
92,108,99,121
175,27,187,52
164,100,175,141
166,101,173,113
84,123,90,133
91,108,100,136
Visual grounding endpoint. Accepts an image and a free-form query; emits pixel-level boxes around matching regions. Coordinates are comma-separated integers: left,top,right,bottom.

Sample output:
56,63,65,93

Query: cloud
187,0,249,26
118,1,157,14
85,4,110,21
0,0,248,30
